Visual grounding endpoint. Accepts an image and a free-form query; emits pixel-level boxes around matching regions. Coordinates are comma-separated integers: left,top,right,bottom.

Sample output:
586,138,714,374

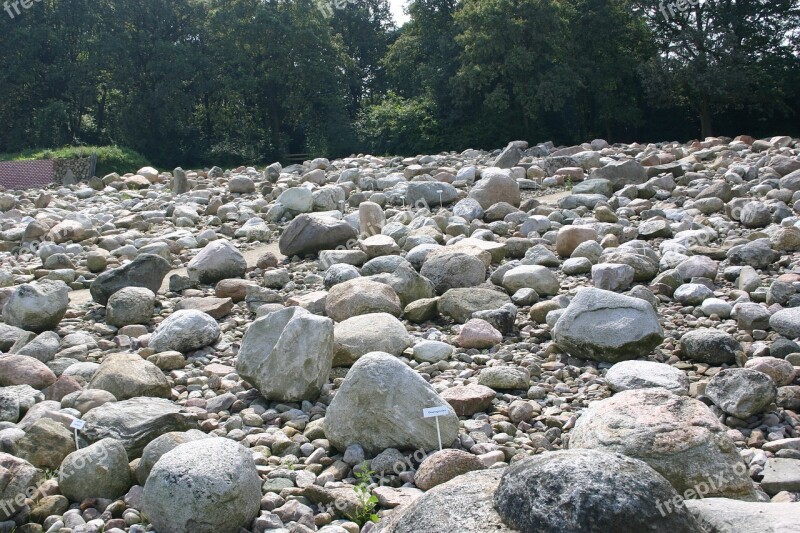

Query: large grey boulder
770,307,800,339
589,159,647,190
80,397,197,458
706,368,777,419
420,251,486,294
105,287,156,326
569,388,757,500
333,313,410,366
492,142,523,168
148,309,221,353
90,254,171,306
2,280,69,333
468,168,521,209
370,263,435,307
375,470,514,533
605,360,689,395
553,288,663,362
501,265,559,296
187,240,247,284
324,352,458,455
87,352,171,400
494,449,703,533
406,181,459,206
679,329,742,365
437,288,511,323
136,429,210,484
279,214,358,257
143,438,261,533
59,438,132,501
325,277,402,322
236,306,334,401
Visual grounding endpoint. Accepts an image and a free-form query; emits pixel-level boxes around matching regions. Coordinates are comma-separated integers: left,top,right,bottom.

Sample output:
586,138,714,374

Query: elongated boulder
589,159,647,190
374,470,514,533
79,397,197,458
279,214,357,257
325,277,402,322
236,306,333,401
324,352,459,455
569,388,757,500
90,254,171,305
333,313,410,366
553,287,663,362
87,353,171,400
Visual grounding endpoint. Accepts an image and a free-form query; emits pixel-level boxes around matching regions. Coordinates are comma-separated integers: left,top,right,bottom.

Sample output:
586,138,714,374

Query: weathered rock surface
553,288,663,362
569,388,757,500
324,352,459,455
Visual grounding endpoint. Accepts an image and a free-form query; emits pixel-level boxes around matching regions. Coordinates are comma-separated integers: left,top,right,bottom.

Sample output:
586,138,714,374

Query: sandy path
67,190,571,306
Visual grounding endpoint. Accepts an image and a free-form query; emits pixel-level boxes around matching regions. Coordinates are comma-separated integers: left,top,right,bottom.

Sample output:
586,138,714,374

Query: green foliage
357,92,441,155
0,0,797,165
0,145,150,177
349,461,379,526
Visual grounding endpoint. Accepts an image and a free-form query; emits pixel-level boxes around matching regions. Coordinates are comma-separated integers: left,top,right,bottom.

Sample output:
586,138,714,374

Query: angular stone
237,306,333,401
324,352,459,455
90,254,171,306
279,214,358,257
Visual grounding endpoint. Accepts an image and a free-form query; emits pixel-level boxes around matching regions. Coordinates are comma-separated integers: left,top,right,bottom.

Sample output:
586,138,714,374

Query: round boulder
493,449,702,533
143,438,261,533
569,388,756,500
148,310,221,353
106,287,155,326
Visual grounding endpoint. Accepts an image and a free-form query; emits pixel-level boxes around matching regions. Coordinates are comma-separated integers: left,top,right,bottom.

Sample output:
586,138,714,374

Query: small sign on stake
70,418,85,450
422,406,449,451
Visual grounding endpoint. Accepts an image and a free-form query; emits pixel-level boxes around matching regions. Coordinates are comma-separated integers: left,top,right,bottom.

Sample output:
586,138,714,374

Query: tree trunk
699,97,713,139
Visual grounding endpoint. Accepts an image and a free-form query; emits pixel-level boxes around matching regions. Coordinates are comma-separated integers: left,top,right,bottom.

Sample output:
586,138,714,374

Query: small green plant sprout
350,460,379,525
565,176,573,190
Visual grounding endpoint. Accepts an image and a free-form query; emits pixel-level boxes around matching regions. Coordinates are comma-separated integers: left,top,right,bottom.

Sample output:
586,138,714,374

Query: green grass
0,145,150,178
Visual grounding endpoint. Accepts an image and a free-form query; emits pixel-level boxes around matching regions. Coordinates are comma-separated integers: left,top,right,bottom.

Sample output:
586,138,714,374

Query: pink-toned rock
456,319,502,349
204,363,236,376
44,375,82,402
745,357,796,386
441,384,497,416
0,355,56,389
556,226,598,257
256,252,279,269
214,279,258,302
175,297,234,319
414,449,486,490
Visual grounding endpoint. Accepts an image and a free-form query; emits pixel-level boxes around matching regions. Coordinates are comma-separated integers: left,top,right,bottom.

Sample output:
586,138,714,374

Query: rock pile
0,137,799,531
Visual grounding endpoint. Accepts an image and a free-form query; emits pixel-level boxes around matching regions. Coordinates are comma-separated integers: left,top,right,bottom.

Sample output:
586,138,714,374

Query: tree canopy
1,0,798,166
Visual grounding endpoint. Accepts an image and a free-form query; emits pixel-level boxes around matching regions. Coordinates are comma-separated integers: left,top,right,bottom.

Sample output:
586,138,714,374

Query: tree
635,0,800,138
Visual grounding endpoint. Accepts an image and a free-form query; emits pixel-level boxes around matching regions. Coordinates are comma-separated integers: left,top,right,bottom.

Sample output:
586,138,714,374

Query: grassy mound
0,145,151,178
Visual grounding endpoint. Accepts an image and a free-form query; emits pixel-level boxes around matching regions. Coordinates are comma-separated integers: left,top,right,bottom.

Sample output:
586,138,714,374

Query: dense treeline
1,0,798,167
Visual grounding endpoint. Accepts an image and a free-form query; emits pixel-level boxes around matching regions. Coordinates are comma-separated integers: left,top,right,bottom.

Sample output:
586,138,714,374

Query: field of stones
0,135,799,533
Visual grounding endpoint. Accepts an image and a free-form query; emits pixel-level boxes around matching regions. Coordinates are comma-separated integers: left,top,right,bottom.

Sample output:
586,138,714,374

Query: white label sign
70,418,86,430
422,406,449,418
